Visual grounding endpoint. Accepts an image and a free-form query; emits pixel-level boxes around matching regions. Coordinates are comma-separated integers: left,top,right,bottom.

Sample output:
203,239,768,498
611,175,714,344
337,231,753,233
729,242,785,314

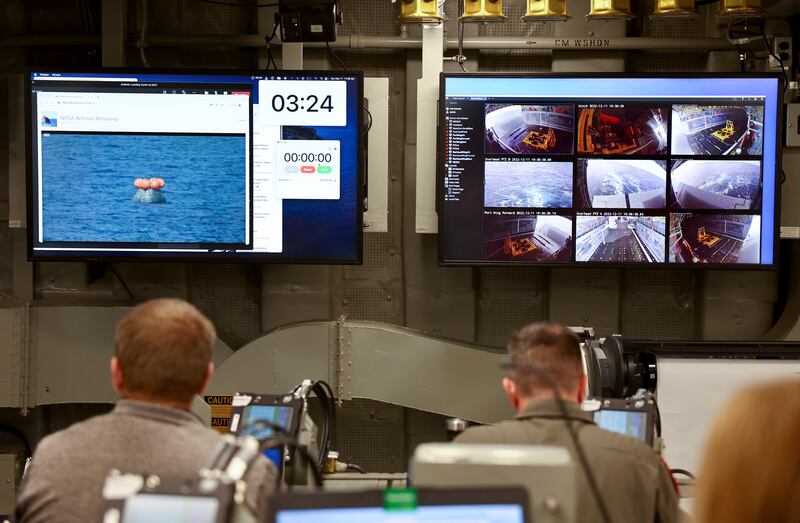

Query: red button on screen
301,166,316,173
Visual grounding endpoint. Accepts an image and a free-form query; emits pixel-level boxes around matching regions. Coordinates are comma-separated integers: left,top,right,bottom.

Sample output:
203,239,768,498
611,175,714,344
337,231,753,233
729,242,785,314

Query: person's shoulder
590,425,662,463
35,411,114,456
454,420,519,444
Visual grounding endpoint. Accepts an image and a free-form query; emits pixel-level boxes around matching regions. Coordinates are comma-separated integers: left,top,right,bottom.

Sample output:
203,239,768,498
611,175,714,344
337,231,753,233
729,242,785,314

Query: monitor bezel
437,72,783,270
26,67,364,264
266,487,529,522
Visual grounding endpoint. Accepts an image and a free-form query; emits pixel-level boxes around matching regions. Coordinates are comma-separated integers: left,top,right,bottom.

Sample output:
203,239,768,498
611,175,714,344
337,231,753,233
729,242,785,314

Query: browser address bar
34,77,139,82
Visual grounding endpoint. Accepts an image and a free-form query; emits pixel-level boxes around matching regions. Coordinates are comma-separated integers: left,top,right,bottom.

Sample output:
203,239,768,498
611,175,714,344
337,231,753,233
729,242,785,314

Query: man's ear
197,362,214,396
577,374,588,404
502,377,521,412
110,357,125,395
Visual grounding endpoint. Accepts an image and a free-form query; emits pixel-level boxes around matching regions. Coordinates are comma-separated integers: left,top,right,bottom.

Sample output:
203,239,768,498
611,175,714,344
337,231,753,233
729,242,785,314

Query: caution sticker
204,395,233,434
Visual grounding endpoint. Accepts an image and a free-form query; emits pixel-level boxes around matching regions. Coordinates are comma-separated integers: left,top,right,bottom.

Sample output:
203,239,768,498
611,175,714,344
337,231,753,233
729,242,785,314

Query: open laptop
267,487,529,523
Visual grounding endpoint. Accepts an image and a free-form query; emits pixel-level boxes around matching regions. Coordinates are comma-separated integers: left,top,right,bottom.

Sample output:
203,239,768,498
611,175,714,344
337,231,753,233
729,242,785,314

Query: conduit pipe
0,34,736,51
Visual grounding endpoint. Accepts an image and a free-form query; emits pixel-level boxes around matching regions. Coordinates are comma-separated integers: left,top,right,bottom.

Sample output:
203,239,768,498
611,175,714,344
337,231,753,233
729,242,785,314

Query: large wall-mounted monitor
27,69,363,263
439,73,782,268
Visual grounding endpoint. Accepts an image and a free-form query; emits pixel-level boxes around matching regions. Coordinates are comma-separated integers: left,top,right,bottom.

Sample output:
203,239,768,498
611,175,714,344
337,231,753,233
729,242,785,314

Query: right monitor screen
439,74,781,267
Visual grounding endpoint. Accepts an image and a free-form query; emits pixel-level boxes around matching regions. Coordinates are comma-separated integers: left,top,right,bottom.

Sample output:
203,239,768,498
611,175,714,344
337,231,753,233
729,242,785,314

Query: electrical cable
265,21,279,70
259,435,324,488
345,463,365,474
759,23,789,94
106,264,136,301
502,362,613,523
309,380,336,474
236,419,327,490
363,103,373,135
326,42,348,71
139,0,151,68
670,468,697,480
457,0,467,72
653,399,662,438
292,380,336,475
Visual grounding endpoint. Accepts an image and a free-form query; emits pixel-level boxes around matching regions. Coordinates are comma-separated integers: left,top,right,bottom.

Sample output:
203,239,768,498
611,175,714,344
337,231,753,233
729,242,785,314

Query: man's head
502,322,586,412
112,298,216,409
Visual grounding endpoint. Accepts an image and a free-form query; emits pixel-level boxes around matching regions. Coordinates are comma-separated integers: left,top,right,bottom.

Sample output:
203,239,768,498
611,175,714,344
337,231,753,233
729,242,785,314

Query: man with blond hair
16,298,276,523
456,322,681,523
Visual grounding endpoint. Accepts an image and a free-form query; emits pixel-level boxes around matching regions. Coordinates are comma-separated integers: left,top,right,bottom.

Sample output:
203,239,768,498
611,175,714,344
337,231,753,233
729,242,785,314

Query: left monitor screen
28,69,363,262
29,73,253,256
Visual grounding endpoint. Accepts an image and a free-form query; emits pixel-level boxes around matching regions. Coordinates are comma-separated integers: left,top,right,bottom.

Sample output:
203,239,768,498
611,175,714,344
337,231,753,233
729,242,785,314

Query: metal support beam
282,43,304,70
415,24,443,234
363,78,390,233
101,0,126,67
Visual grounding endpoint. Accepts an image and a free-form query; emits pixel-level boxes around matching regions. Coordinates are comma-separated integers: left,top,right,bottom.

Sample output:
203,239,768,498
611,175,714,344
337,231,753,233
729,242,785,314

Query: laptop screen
269,488,528,523
275,504,525,523
121,494,220,523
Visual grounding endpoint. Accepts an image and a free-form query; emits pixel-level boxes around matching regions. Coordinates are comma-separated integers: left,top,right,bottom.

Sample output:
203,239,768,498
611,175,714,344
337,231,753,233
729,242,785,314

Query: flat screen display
27,69,363,262
275,504,525,523
239,404,295,440
594,409,649,443
122,494,220,523
439,74,781,267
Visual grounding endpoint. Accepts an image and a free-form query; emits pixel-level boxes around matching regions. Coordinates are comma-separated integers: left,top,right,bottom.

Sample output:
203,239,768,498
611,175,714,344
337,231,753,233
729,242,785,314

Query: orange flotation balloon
134,178,149,190
148,178,165,190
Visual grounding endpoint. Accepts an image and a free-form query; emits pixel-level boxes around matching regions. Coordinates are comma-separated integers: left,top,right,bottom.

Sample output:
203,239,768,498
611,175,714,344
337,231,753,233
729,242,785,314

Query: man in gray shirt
15,298,276,523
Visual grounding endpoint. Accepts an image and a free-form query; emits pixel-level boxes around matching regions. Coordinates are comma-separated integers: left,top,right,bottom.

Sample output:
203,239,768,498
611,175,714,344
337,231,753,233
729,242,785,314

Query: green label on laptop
384,489,418,511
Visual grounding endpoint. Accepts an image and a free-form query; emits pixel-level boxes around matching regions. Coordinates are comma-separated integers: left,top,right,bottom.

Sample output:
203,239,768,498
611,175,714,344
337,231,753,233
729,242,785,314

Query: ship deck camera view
27,69,363,262
439,73,781,268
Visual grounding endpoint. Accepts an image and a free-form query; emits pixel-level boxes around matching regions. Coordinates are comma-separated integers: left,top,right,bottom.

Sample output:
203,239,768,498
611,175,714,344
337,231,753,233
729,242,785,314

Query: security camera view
484,213,573,262
669,214,760,264
577,105,668,156
576,159,666,209
576,214,665,263
485,104,574,155
671,104,764,156
670,160,761,211
484,160,573,208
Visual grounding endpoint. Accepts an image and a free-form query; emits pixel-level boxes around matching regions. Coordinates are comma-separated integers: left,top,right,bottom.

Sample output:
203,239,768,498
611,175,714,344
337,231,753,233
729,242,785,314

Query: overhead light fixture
522,0,570,22
461,0,507,23
587,0,635,20
717,0,763,19
396,0,443,24
651,0,697,18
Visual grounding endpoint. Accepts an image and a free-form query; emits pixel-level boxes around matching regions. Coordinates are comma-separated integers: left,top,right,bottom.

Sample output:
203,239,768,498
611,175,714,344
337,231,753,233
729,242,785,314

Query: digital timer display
283,152,334,164
259,80,346,126
276,140,341,200
271,94,334,113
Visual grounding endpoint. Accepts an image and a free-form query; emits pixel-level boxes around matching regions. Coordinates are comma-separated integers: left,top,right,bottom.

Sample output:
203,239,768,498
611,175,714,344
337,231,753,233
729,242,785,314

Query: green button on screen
318,165,332,174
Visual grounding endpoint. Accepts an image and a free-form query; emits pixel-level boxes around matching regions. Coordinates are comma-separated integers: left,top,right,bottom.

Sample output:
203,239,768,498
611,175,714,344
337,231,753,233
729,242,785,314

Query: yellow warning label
205,395,233,434
205,395,233,405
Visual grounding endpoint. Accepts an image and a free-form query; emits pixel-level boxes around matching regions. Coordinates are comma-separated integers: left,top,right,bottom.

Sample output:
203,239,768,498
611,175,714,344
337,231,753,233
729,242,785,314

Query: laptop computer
267,487,529,523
